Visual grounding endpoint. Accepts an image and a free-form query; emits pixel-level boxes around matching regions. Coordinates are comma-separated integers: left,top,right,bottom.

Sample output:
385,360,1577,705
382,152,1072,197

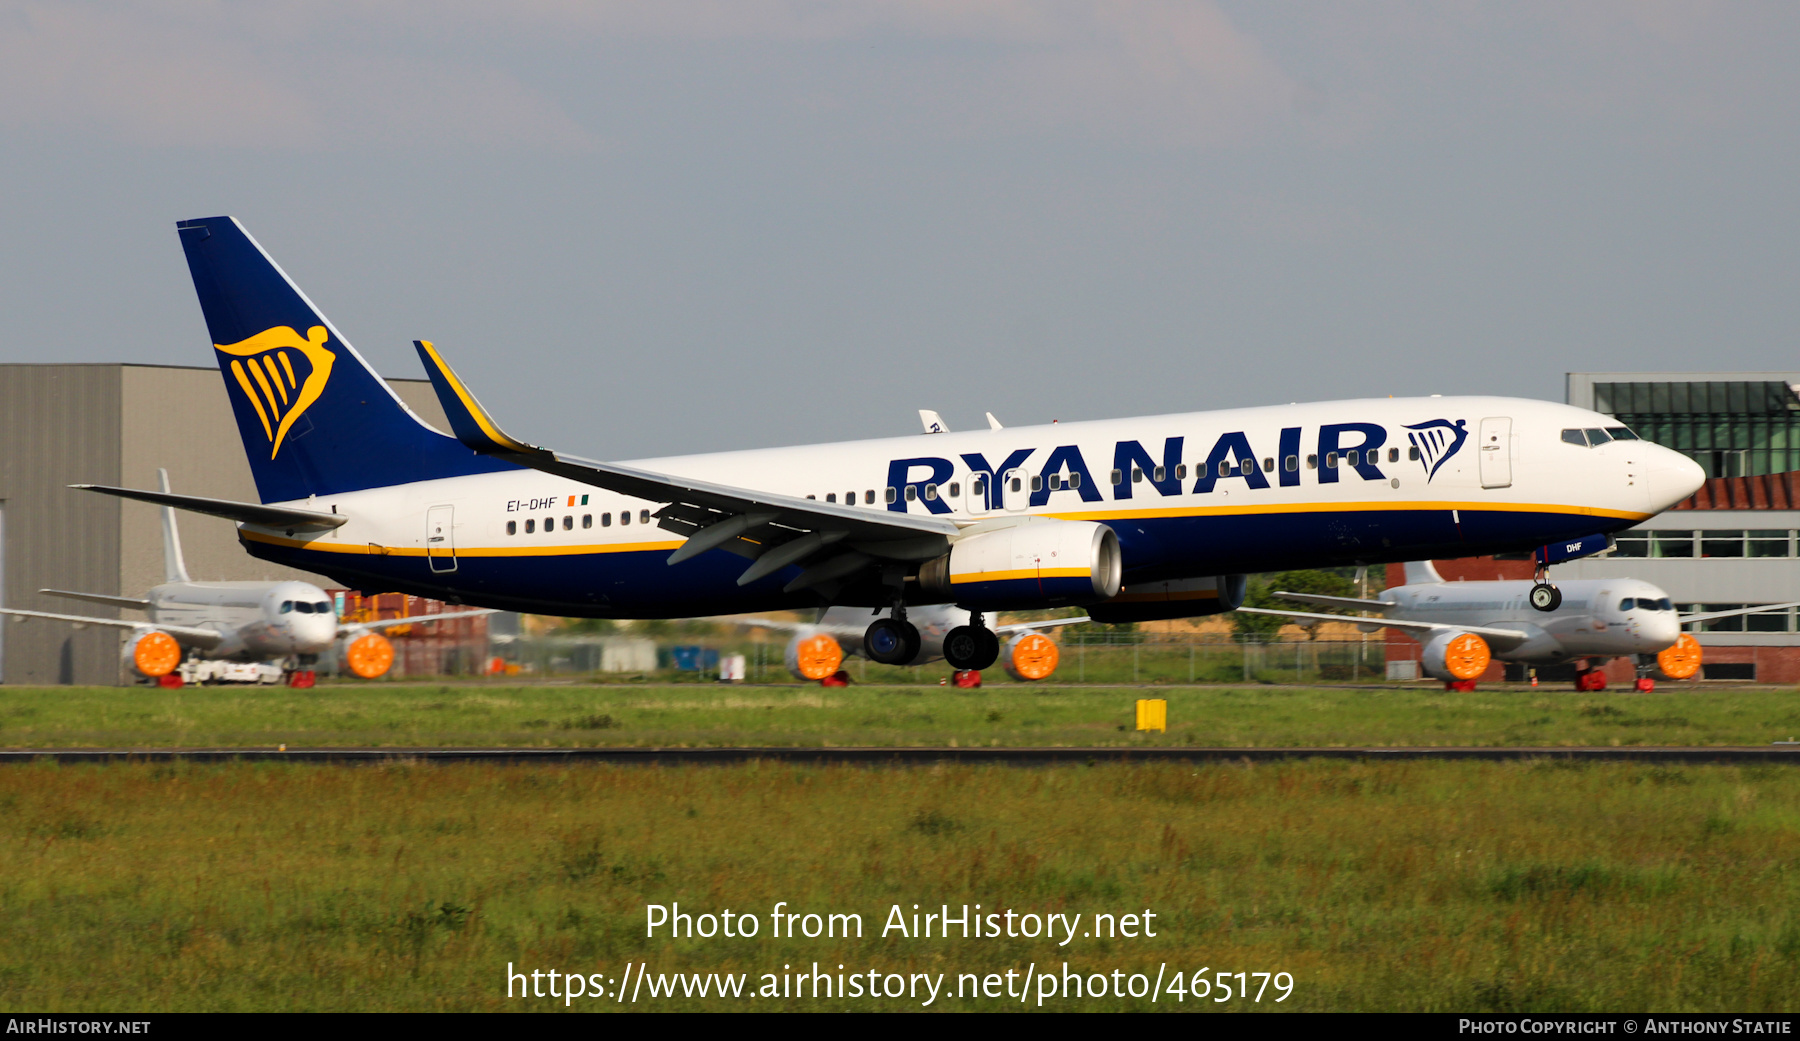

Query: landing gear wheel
865,617,921,666
944,626,1002,671
1529,583,1562,612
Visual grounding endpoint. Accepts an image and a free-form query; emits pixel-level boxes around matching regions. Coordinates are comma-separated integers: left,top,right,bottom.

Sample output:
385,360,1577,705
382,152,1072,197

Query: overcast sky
1,1,1795,458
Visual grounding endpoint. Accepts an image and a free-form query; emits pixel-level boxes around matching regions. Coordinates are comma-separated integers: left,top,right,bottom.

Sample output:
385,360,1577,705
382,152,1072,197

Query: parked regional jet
1241,560,1800,691
78,216,1706,676
2,470,488,686
739,605,1089,684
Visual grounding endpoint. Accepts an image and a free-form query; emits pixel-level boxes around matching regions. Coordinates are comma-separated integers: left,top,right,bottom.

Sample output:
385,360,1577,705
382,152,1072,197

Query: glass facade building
1587,379,1800,478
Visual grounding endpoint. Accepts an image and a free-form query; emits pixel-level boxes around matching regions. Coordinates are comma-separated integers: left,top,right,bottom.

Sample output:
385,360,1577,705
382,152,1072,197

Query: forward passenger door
1479,417,1513,489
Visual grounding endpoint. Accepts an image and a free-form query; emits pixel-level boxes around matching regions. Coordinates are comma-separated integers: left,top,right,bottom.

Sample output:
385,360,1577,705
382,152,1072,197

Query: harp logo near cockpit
1404,419,1469,482
215,325,337,459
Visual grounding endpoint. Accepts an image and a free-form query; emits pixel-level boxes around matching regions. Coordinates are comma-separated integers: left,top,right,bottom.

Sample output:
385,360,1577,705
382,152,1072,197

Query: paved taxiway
4,747,1798,765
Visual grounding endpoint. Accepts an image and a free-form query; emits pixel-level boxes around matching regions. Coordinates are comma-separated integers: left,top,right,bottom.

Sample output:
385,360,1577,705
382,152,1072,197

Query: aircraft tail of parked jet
174,216,515,505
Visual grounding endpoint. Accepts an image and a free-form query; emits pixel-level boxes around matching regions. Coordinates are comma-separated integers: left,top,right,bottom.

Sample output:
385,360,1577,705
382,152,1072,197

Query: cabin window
1030,475,1043,492
280,601,294,614
865,490,876,504
1153,466,1165,482
563,516,573,530
1346,450,1359,467
1239,458,1254,475
640,510,651,525
507,520,517,535
525,519,535,533
544,516,553,531
905,486,918,501
1068,473,1081,488
1306,454,1318,469
582,514,592,529
1047,474,1062,491
602,513,612,527
970,477,985,497
1175,464,1187,480
1263,457,1275,472
1284,455,1297,472
1110,469,1122,486
924,483,938,500
825,493,836,503
949,482,960,498
1132,467,1143,483
846,491,855,504
1010,477,1023,492
1388,447,1400,463
885,487,897,504
619,512,629,526
1409,446,1421,461
807,494,816,500
1325,453,1339,469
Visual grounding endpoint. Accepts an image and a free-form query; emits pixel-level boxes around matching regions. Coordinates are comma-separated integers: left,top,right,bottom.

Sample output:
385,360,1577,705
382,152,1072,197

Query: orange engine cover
1657,632,1702,680
1442,633,1491,681
131,631,182,677
1002,632,1060,681
345,632,395,679
787,632,845,681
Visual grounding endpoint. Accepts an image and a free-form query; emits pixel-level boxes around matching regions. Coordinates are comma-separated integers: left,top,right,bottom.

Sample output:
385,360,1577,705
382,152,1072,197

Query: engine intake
918,521,1121,610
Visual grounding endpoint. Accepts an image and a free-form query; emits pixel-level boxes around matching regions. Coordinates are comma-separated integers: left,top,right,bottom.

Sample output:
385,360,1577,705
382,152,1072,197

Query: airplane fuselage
147,580,339,660
1384,576,1684,664
232,396,1701,618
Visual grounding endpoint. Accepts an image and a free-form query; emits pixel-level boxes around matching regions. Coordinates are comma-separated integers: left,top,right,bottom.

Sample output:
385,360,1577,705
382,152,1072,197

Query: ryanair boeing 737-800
76,216,1706,674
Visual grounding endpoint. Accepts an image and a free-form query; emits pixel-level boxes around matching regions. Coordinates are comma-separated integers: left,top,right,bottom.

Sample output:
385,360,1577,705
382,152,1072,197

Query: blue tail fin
175,216,514,504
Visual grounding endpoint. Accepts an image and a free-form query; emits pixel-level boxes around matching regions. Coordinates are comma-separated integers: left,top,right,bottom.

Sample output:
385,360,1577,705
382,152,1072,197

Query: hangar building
0,364,462,685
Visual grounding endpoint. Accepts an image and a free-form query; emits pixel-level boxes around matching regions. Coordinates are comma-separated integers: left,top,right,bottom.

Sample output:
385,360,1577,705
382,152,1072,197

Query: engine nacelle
1087,575,1247,624
1001,631,1062,681
341,632,395,679
1420,630,1491,682
919,521,1121,610
785,632,845,681
122,630,182,678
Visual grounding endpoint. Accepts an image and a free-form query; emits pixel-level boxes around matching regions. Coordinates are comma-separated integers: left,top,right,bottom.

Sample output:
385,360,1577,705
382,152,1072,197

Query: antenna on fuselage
158,468,191,584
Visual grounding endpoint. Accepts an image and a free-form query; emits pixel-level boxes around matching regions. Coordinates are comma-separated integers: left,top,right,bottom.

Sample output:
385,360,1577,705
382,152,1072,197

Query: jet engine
342,632,396,679
1087,575,1247,624
785,632,845,681
1420,630,1491,683
122,630,182,678
918,521,1121,610
1000,631,1062,681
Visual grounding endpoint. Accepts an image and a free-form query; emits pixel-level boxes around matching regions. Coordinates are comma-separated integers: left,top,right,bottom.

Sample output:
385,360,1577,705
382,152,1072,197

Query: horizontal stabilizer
40,589,151,610
71,485,346,532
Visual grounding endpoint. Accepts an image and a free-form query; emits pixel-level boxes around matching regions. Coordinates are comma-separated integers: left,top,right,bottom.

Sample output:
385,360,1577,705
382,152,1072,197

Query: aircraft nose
1644,444,1705,512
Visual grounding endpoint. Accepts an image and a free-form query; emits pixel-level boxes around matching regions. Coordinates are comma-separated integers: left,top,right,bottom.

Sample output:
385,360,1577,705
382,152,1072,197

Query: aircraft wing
415,341,958,594
338,608,496,638
994,616,1090,635
40,589,152,610
0,609,224,649
1274,591,1397,610
71,485,346,533
1679,601,1800,625
1235,607,1531,651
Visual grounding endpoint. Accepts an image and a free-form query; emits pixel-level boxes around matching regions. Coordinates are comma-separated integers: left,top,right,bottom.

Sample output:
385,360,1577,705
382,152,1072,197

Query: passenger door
1478,417,1512,489
426,505,457,572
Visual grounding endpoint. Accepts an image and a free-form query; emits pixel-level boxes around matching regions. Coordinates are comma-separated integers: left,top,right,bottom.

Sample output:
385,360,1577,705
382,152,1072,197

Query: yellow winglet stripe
417,340,536,454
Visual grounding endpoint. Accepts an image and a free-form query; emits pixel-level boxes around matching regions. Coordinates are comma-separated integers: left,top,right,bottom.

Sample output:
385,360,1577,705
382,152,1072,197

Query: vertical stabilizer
158,469,191,584
1402,560,1444,586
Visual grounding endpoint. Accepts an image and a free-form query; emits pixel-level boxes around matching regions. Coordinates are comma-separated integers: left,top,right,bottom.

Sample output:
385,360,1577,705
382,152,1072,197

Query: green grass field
0,682,1797,749
1,757,1796,1011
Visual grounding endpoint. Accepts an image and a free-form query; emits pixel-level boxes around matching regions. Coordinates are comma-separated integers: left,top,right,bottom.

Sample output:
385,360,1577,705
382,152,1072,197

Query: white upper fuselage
1383,576,1683,664
146,580,339,660
238,395,1705,617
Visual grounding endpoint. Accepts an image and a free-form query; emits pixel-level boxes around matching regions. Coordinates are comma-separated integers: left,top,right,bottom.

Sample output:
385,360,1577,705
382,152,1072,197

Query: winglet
919,409,950,434
413,340,547,457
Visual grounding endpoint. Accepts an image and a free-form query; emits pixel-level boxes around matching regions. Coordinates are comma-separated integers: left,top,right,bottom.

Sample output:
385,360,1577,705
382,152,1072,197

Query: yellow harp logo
215,325,336,459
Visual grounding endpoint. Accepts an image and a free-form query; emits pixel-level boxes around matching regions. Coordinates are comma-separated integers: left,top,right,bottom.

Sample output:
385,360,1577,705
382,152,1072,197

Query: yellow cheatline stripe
418,340,535,453
951,567,1092,584
1047,500,1652,523
240,529,683,558
261,355,290,405
230,360,273,440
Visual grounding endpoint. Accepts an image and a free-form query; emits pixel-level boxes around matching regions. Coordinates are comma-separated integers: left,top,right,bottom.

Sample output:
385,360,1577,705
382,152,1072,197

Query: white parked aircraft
77,217,1705,674
737,605,1089,684
1241,560,1800,691
2,470,489,686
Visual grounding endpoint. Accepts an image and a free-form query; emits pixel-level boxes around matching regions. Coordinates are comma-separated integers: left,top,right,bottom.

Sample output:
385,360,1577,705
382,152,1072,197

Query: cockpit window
1561,429,1588,446
280,600,294,614
294,601,314,614
1620,598,1634,611
1636,597,1673,611
315,601,332,614
1585,428,1612,445
1606,426,1640,441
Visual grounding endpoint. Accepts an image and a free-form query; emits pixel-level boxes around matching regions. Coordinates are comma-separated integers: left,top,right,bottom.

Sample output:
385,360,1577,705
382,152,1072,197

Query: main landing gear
943,612,1001,672
865,609,922,666
1529,563,1562,613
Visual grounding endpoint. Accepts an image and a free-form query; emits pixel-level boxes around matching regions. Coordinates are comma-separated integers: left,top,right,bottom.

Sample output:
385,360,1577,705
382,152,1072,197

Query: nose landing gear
1529,565,1562,612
